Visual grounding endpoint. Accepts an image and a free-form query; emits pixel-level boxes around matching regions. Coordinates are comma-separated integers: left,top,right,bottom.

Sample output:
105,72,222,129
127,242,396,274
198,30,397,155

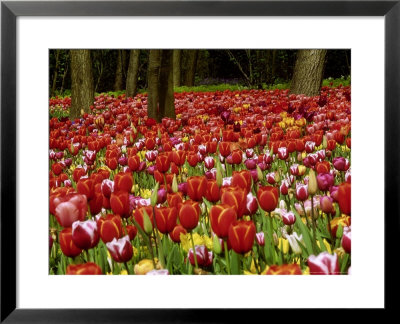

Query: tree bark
126,49,140,98
184,50,198,86
70,50,94,120
147,50,162,121
173,50,181,87
51,49,60,97
290,49,327,96
113,50,124,91
159,50,176,120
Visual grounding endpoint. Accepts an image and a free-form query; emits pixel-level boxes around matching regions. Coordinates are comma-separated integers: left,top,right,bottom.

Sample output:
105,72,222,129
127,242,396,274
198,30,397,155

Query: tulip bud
172,174,178,193
256,165,263,182
213,235,222,254
274,171,280,183
322,135,327,149
336,224,343,238
142,209,153,235
150,182,159,207
308,169,317,195
216,164,223,187
273,233,279,246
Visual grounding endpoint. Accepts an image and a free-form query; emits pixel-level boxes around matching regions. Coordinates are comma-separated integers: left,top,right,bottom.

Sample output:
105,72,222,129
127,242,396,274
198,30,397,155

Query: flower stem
124,262,131,274
224,240,231,275
310,195,318,254
190,231,199,272
152,206,166,268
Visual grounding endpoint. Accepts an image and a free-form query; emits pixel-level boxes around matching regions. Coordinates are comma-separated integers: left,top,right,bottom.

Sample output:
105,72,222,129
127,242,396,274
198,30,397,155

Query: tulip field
49,85,351,275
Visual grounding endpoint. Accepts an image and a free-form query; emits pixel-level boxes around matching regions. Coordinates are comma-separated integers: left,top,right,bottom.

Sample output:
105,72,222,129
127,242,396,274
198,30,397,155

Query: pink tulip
296,183,309,201
282,211,296,226
54,194,87,228
106,235,133,263
308,252,340,275
188,245,213,267
341,226,351,253
72,219,100,250
317,173,334,191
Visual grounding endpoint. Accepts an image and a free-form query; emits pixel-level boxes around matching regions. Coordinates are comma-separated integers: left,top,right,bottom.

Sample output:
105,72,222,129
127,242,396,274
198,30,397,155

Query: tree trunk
184,50,198,86
147,50,162,121
159,50,175,120
114,50,124,91
290,49,327,96
126,49,140,98
70,50,94,120
51,49,60,97
173,50,181,87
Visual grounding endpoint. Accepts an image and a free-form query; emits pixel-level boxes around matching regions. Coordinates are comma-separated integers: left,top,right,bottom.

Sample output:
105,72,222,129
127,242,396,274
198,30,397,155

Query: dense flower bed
49,86,351,275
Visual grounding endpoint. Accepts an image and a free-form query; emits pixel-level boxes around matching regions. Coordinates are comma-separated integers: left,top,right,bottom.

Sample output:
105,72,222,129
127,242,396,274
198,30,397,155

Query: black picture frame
1,0,398,322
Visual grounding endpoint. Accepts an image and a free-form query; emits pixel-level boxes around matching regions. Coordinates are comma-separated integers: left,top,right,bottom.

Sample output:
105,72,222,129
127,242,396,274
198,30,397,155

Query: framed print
1,0,398,322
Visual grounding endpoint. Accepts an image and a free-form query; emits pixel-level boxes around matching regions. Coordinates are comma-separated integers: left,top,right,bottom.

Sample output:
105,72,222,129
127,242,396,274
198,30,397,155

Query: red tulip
155,206,178,234
206,141,217,154
205,180,220,202
128,155,140,171
172,150,186,166
114,172,133,193
145,137,156,150
169,224,187,243
187,176,207,201
221,186,247,218
231,170,252,193
257,186,279,212
97,214,123,243
308,252,340,275
110,191,130,217
76,178,94,200
54,193,87,228
210,204,237,238
187,152,199,167
231,149,243,165
59,228,82,257
178,200,200,231
51,162,63,176
66,262,102,275
219,142,231,157
167,192,183,209
156,154,170,173
133,206,154,231
72,219,100,250
73,167,87,183
315,161,330,174
106,235,133,263
89,192,103,216
228,220,256,254
338,182,351,215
